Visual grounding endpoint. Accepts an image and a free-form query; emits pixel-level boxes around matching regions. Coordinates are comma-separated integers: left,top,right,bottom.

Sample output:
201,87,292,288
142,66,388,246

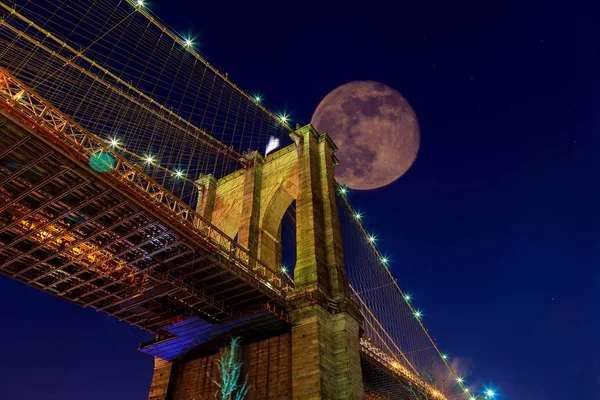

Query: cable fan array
0,0,494,398
0,0,291,208
339,186,490,399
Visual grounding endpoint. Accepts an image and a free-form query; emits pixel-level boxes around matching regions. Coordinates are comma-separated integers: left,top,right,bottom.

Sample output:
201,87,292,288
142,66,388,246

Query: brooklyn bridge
0,1,481,398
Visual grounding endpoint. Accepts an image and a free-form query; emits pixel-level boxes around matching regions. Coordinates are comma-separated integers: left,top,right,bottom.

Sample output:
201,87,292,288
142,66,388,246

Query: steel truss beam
0,167,69,214
7,189,109,275
0,135,30,160
0,70,290,297
0,179,92,242
0,151,53,188
27,210,145,284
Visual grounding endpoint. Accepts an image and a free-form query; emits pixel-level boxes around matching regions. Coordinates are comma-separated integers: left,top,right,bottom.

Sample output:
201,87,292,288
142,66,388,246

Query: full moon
311,81,420,190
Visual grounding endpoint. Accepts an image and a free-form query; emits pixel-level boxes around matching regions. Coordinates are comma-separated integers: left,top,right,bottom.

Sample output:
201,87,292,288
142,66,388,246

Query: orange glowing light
15,212,137,284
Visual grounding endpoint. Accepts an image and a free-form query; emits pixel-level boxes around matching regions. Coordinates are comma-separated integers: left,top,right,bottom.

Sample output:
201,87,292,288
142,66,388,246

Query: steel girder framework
0,70,290,334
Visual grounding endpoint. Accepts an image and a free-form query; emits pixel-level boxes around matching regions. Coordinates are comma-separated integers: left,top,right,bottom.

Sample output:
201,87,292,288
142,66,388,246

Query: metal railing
0,70,293,300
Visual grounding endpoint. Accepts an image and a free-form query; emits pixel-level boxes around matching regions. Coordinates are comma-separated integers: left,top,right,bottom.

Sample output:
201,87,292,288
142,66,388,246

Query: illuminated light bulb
404,293,412,301
279,114,288,123
145,155,155,165
391,362,400,369
254,95,261,103
281,266,287,273
381,257,388,265
174,169,184,178
486,389,495,398
470,397,476,400
136,0,144,6
184,39,193,48
432,390,441,398
339,186,347,195
414,310,422,319
368,235,376,243
354,212,362,220
441,353,448,360
456,377,464,384
464,387,470,393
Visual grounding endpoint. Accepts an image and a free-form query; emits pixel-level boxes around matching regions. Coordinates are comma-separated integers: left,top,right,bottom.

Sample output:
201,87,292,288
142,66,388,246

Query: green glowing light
254,95,262,103
381,257,388,264
339,186,347,195
89,153,115,173
404,293,412,302
354,212,362,220
184,39,193,48
279,114,288,123
414,310,422,319
441,353,448,360
135,0,144,6
368,235,376,243
456,377,464,384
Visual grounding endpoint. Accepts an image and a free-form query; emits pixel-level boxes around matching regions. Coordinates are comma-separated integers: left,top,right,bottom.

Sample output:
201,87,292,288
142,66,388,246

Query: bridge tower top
193,124,364,399
195,124,352,302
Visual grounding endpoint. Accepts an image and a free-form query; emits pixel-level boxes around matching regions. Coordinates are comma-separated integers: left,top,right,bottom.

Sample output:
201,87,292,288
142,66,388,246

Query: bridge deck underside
139,313,290,361
361,351,431,400
0,109,285,334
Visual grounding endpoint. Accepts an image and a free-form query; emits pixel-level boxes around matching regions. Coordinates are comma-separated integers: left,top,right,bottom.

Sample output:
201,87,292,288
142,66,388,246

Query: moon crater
311,81,420,190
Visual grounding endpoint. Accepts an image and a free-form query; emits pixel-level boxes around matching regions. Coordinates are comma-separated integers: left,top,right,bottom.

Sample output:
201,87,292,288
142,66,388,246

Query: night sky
1,0,598,399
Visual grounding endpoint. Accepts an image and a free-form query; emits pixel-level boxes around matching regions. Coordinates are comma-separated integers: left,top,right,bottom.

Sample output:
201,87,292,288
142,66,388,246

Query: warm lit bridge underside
0,101,289,333
0,0,469,397
0,75,443,399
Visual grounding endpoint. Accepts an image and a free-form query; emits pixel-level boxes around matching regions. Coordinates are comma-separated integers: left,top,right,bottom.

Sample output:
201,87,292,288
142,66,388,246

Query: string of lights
127,0,293,130
0,0,291,210
338,184,498,399
0,0,497,397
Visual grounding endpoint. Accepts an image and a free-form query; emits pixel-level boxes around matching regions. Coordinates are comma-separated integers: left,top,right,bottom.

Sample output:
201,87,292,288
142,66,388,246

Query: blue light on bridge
89,152,115,172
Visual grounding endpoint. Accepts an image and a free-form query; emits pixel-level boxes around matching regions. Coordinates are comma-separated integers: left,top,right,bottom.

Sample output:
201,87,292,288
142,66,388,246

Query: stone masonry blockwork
147,125,364,400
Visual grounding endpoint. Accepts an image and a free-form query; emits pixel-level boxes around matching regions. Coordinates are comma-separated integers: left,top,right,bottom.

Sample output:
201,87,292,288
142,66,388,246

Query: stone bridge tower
148,125,364,400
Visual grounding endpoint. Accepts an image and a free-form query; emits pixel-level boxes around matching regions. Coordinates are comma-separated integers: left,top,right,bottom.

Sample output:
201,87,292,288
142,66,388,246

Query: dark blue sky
1,0,598,399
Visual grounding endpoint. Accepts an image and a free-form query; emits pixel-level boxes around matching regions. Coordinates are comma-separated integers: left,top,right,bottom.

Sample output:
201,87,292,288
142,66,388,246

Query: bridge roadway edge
0,91,288,330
